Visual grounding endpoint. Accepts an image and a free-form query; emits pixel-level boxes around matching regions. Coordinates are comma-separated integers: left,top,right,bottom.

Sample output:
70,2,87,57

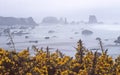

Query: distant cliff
0,16,37,25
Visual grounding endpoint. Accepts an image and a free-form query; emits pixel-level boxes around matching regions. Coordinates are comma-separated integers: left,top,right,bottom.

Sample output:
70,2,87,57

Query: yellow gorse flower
0,40,119,75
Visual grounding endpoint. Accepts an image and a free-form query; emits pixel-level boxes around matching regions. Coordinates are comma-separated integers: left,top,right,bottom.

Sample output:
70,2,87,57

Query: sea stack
88,15,97,24
42,16,59,24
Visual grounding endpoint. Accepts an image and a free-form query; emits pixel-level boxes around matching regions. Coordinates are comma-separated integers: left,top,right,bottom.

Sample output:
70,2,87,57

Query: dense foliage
0,40,120,75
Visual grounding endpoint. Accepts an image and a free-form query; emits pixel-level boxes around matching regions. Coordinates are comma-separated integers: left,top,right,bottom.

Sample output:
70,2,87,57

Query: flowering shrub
0,40,120,75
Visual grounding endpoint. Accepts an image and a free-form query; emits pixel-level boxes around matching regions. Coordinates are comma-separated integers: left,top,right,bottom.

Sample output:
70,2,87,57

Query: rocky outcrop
114,36,120,45
42,16,68,24
42,17,59,24
82,30,93,35
88,15,97,24
0,16,37,25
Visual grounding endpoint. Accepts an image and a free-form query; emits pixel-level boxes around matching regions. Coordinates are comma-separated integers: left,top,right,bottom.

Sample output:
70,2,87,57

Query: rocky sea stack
88,15,97,24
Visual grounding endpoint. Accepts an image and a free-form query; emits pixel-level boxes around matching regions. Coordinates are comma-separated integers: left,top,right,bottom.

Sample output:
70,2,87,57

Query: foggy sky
0,0,120,23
